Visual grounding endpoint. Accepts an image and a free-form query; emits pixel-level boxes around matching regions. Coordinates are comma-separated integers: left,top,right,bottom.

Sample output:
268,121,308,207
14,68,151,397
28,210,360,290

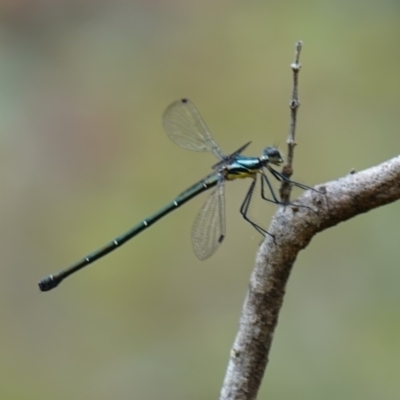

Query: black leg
266,165,319,192
260,171,284,205
240,177,274,239
262,169,317,213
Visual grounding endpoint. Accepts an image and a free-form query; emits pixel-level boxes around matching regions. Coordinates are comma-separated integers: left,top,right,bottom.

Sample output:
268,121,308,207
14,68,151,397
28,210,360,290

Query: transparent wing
162,98,225,160
192,177,226,260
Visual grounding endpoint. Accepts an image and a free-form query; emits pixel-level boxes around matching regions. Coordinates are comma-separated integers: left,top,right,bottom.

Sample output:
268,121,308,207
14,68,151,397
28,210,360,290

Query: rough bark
220,155,400,400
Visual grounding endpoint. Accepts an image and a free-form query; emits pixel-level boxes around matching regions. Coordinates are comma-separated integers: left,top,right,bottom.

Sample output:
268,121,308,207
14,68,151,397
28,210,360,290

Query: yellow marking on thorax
225,170,259,181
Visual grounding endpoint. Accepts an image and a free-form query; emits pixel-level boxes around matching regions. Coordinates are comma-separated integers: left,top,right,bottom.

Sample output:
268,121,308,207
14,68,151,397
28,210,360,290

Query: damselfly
38,98,311,291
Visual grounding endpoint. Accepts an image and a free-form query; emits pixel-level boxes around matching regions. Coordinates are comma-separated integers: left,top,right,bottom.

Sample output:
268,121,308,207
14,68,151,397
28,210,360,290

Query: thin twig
280,40,303,202
286,40,302,167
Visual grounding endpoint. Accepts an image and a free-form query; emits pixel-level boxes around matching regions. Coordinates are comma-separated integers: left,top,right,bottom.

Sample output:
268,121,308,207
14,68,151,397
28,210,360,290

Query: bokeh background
1,1,400,399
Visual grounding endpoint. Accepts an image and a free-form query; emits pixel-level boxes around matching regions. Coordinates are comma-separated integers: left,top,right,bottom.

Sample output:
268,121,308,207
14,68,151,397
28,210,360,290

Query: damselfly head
262,146,283,165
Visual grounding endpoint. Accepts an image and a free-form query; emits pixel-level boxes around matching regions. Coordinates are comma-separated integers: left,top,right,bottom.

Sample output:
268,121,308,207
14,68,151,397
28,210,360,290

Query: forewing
191,178,226,260
162,99,224,160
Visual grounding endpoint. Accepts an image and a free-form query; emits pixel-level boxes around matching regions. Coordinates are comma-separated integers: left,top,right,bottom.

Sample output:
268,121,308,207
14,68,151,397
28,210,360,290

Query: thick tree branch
220,155,400,400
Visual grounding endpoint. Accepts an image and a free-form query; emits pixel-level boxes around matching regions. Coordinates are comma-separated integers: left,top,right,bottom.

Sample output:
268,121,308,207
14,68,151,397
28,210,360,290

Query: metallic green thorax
224,156,265,180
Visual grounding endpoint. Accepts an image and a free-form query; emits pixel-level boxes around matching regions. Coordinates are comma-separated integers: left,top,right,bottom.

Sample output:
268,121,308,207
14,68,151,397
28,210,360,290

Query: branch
220,155,400,400
285,40,302,169
281,40,302,202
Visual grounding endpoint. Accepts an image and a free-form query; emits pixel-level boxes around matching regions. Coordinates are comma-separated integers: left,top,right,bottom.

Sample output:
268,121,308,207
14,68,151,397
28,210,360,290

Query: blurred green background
1,1,400,399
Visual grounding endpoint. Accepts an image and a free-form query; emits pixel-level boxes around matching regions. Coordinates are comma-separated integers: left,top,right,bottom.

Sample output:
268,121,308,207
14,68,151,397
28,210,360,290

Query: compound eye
263,146,283,164
263,146,277,157
271,150,279,158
